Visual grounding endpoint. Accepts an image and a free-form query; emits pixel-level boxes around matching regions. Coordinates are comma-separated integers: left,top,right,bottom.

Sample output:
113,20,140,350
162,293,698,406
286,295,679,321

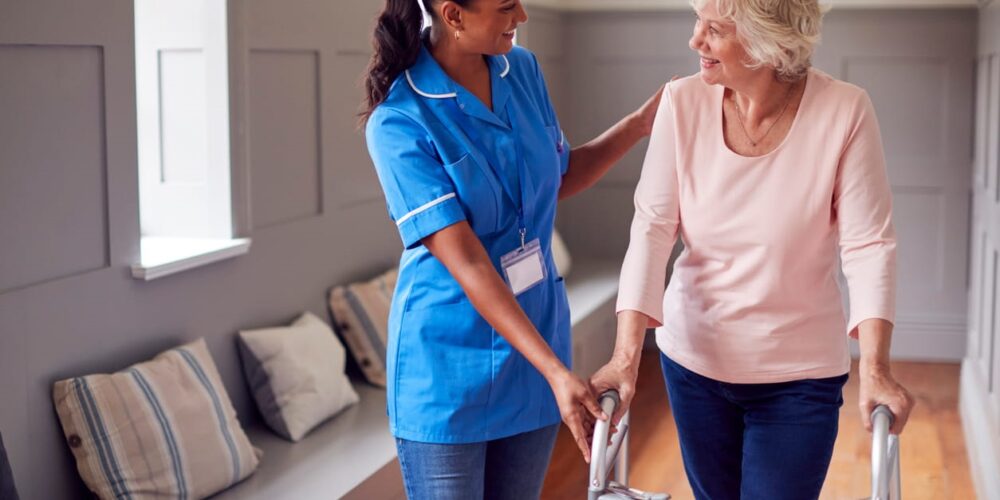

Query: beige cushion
552,229,573,277
238,312,360,442
52,338,260,500
328,268,397,387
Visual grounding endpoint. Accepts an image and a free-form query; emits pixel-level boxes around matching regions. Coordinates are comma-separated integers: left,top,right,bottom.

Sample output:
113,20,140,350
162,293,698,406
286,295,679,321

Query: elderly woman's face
689,2,750,87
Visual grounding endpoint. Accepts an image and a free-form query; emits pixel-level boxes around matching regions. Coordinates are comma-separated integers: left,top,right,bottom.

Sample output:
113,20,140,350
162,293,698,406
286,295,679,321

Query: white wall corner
960,360,1000,500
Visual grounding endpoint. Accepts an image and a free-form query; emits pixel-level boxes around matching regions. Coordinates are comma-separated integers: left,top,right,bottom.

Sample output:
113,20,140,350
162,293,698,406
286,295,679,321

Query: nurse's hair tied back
361,0,472,125
361,0,426,125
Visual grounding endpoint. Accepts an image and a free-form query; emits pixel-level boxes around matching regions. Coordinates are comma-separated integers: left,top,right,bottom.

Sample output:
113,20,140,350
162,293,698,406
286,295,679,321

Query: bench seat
213,257,620,499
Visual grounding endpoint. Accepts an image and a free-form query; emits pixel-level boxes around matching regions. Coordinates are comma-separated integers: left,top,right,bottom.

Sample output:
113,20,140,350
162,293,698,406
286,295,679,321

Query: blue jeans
661,353,847,500
395,424,559,500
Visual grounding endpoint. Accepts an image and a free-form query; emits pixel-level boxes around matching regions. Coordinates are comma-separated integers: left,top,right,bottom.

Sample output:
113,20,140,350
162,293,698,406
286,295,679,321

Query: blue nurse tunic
365,41,572,444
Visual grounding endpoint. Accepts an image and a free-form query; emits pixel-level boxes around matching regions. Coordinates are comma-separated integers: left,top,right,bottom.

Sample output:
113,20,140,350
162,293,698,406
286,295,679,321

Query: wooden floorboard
541,349,974,500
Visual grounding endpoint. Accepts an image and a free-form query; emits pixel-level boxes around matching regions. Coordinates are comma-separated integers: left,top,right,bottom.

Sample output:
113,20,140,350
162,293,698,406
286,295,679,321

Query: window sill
131,236,251,281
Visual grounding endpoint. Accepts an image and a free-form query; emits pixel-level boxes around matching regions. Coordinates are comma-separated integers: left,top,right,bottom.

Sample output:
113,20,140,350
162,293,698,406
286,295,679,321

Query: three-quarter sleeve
834,91,897,337
366,108,467,250
616,84,681,328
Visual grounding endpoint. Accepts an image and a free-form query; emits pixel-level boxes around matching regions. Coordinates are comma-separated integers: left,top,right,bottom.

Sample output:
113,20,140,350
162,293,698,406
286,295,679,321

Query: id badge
501,238,546,296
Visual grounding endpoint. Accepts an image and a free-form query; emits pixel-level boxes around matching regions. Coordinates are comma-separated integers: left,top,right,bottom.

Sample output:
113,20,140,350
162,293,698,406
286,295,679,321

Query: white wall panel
960,7,1000,497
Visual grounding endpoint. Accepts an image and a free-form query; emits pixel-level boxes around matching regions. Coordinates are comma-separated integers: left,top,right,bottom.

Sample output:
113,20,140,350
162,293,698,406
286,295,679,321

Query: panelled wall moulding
0,43,111,294
247,48,324,230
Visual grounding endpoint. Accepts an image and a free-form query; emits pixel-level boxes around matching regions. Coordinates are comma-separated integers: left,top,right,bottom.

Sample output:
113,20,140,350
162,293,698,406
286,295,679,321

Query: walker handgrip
588,391,621,500
600,390,620,412
870,405,901,500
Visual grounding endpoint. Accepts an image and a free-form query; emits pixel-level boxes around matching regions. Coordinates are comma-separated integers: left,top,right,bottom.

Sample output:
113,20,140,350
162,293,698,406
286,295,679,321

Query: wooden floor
541,349,974,500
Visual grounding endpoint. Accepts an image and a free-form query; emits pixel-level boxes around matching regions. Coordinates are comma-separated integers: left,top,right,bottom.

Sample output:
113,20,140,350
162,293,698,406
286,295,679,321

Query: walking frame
586,391,901,500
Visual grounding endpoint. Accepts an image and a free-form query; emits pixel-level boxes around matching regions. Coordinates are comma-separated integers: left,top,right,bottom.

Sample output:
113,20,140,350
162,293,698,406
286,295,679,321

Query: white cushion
238,312,359,442
552,229,573,277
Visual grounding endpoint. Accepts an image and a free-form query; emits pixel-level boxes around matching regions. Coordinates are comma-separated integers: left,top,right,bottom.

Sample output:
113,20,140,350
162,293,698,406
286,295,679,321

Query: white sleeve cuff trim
396,193,457,226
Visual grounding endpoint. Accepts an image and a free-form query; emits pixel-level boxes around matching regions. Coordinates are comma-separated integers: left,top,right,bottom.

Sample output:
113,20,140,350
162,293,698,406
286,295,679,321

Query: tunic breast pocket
529,125,564,194
443,154,501,236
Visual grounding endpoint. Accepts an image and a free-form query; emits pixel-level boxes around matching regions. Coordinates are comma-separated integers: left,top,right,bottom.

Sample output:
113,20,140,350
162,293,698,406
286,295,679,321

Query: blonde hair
692,0,824,82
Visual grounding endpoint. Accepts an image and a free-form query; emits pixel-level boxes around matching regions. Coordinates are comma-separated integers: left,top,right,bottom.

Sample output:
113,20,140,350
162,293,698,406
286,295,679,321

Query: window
132,0,249,280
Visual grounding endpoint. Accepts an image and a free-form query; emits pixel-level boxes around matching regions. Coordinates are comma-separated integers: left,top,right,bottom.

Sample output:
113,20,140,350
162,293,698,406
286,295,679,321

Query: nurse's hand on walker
421,221,606,463
589,310,649,428
545,365,608,463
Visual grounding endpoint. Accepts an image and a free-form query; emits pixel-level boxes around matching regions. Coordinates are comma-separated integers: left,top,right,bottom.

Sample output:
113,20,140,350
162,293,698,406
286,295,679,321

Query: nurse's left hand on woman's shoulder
631,85,665,137
630,75,678,137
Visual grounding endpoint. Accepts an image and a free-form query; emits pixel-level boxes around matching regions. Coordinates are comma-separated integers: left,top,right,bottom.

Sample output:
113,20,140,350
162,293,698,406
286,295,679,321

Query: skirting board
960,360,1000,500
849,318,967,362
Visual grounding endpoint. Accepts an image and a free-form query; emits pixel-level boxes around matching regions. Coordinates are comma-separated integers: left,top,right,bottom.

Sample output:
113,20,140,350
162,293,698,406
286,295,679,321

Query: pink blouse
616,68,897,383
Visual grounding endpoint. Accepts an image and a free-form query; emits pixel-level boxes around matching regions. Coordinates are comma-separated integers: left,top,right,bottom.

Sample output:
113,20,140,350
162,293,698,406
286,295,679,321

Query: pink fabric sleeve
834,91,898,338
616,84,681,328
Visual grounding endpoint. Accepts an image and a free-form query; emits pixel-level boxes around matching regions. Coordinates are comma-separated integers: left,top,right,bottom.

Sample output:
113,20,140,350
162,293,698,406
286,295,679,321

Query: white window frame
131,0,249,280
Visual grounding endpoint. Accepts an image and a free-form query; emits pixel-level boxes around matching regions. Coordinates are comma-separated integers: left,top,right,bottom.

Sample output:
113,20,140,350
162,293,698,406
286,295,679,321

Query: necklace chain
733,82,797,148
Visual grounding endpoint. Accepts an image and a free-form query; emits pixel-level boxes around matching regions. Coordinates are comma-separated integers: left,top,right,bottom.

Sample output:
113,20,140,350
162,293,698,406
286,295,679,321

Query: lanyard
445,98,530,248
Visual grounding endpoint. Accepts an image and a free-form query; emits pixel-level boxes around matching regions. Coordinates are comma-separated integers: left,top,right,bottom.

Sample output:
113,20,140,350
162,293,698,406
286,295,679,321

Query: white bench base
214,258,620,499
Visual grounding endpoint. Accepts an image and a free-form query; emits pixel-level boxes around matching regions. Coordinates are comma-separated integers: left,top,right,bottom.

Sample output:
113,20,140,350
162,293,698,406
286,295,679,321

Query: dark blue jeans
395,424,559,500
661,353,847,500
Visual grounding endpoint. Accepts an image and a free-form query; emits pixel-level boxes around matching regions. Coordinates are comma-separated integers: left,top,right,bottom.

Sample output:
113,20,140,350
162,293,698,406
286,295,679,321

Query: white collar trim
405,70,457,99
405,54,510,99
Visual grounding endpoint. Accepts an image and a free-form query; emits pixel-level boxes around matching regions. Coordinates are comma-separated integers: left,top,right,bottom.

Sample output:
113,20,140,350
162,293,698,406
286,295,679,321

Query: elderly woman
590,0,915,497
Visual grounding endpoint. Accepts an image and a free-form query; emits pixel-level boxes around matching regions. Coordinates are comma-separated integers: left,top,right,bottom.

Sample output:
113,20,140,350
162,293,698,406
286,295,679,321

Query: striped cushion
328,268,397,387
552,229,573,277
52,338,260,499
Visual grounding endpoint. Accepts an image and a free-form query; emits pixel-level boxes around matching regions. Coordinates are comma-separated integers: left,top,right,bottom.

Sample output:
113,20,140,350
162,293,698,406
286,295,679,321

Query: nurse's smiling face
439,0,528,55
688,1,750,87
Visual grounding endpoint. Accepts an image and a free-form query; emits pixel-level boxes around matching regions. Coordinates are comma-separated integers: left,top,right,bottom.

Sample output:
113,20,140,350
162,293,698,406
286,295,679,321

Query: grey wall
522,7,977,362
0,1,402,497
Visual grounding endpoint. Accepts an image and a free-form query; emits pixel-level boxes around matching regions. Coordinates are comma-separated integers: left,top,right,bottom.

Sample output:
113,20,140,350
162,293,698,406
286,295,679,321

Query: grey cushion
0,431,20,500
238,312,359,442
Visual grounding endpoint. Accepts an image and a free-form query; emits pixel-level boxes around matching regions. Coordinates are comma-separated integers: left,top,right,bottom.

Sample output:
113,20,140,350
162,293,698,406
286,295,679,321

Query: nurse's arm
559,84,664,200
422,220,606,462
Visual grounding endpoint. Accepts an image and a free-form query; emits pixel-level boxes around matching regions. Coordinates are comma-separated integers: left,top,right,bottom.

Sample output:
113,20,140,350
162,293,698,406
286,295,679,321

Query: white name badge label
501,238,546,296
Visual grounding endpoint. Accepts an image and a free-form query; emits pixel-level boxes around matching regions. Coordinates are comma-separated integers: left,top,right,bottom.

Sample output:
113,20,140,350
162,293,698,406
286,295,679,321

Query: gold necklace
733,81,797,147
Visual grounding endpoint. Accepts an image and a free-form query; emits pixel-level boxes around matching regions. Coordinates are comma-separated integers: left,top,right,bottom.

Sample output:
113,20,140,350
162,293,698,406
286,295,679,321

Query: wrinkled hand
859,365,915,435
589,356,639,428
549,368,606,463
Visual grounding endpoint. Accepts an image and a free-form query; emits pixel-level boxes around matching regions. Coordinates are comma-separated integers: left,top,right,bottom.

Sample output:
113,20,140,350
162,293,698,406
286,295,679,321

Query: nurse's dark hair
360,0,470,125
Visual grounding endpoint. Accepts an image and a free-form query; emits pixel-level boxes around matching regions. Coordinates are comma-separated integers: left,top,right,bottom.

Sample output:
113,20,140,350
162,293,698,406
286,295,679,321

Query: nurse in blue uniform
361,0,662,497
